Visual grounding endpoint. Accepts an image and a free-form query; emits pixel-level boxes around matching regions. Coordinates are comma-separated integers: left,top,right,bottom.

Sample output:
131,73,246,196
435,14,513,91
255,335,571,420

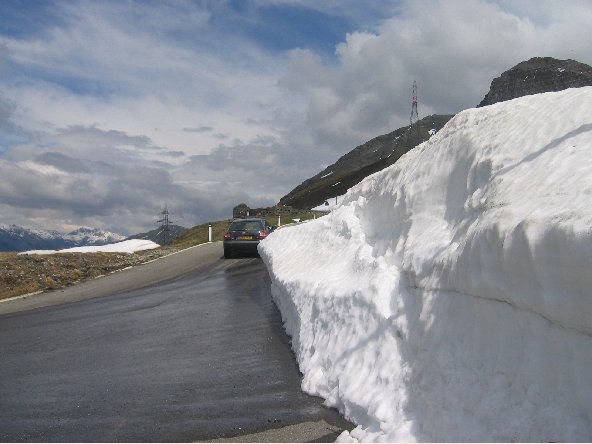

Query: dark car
223,218,274,258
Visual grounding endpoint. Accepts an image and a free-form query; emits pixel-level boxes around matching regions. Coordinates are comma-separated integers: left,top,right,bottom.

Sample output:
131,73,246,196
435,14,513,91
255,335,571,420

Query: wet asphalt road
0,243,352,442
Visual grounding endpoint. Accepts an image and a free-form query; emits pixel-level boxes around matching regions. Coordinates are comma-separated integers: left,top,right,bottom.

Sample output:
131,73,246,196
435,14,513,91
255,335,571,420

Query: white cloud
0,0,285,157
277,0,592,158
0,0,591,234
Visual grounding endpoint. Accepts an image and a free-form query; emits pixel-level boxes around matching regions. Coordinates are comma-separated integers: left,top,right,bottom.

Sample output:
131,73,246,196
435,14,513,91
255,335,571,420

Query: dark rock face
478,57,592,107
279,114,454,209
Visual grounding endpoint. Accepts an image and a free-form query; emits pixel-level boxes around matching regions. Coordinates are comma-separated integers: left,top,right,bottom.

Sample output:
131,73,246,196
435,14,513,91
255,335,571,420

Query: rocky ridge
478,57,592,107
279,114,453,209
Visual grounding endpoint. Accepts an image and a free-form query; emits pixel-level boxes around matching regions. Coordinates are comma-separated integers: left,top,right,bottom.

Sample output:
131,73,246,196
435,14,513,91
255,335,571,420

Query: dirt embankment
0,246,181,301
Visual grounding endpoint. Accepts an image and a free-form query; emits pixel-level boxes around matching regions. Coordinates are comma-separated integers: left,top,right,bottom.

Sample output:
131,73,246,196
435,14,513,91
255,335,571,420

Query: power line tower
157,204,172,246
410,80,419,128
407,80,421,145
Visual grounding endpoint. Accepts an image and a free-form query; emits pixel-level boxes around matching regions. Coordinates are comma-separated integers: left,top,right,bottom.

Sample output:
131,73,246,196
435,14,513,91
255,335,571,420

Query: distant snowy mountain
62,227,126,246
0,224,126,252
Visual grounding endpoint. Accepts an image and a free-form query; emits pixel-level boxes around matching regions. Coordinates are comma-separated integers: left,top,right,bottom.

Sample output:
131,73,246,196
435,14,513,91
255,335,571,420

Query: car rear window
230,220,264,231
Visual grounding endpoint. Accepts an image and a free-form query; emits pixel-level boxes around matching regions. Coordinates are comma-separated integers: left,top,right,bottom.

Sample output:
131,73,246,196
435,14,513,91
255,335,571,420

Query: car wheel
224,247,232,259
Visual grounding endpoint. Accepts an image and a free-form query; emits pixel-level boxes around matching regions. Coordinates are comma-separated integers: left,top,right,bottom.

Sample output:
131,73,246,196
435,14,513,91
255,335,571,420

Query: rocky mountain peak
478,57,592,107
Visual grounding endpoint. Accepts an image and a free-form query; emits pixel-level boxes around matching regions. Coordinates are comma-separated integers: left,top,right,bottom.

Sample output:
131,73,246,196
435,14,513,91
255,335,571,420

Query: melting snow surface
20,239,160,255
259,87,592,442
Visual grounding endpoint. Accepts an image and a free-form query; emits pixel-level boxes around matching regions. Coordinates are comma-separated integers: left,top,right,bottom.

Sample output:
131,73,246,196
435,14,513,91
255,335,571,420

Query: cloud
0,123,287,234
178,134,302,201
0,0,285,157
278,0,592,156
0,0,591,234
182,126,214,133
35,151,89,174
0,126,193,233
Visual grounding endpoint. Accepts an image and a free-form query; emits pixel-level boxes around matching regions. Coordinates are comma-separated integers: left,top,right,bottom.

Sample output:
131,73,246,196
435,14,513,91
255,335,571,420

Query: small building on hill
233,203,250,219
232,203,295,219
273,204,293,216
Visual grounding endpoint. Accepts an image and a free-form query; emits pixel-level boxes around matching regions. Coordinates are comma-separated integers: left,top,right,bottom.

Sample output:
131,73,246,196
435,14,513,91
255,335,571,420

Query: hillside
279,114,453,209
280,57,592,210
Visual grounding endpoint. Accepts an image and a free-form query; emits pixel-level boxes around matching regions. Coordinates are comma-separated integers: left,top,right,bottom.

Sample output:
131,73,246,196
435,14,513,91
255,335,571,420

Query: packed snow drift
312,194,346,213
20,239,159,255
259,87,592,442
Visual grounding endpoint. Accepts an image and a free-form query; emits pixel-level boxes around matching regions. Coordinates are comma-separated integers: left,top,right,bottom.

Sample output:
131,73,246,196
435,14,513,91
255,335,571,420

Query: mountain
280,57,592,210
0,225,126,252
127,225,186,245
478,57,592,107
60,227,126,246
279,114,454,209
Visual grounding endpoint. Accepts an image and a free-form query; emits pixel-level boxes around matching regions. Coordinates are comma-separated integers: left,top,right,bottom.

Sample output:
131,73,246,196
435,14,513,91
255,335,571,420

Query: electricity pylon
157,204,171,245
406,80,421,145
410,80,419,127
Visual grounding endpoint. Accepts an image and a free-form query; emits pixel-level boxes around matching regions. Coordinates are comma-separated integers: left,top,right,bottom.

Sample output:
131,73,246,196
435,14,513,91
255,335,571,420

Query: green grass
171,219,233,249
271,211,326,226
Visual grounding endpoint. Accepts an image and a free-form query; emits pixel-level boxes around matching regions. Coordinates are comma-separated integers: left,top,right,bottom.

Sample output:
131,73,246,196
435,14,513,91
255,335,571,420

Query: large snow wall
259,87,592,442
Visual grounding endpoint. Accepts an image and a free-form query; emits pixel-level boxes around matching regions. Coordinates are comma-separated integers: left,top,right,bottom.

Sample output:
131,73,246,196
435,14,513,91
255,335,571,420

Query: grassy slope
172,213,323,248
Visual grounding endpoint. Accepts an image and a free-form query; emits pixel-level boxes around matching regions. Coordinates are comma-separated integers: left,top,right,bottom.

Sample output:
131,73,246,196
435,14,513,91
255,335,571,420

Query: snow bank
312,194,347,212
20,239,160,255
259,87,592,442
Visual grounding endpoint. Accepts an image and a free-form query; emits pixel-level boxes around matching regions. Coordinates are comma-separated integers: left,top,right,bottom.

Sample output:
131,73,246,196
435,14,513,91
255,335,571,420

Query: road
0,242,352,442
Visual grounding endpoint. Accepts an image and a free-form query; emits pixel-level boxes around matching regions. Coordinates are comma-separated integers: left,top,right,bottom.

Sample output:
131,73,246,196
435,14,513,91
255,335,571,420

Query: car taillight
223,232,231,240
258,231,268,239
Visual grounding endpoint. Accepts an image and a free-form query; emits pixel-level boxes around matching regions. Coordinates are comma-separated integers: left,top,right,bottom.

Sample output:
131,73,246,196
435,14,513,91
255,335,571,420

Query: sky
0,0,591,235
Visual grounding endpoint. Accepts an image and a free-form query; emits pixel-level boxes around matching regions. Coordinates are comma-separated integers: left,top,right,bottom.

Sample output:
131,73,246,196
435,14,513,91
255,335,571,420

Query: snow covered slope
259,87,592,442
62,227,126,245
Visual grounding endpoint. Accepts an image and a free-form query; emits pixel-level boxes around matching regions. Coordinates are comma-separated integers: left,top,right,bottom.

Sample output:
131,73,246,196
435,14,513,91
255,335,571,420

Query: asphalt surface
0,243,353,442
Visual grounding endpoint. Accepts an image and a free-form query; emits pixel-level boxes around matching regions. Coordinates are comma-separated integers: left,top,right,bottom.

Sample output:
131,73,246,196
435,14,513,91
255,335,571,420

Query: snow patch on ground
20,239,160,255
259,87,592,442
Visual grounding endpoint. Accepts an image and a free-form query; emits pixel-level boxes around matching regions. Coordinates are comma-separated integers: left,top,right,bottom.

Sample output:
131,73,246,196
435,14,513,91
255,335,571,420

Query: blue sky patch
224,2,353,57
